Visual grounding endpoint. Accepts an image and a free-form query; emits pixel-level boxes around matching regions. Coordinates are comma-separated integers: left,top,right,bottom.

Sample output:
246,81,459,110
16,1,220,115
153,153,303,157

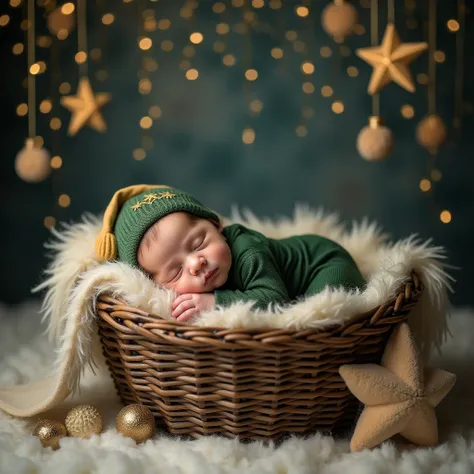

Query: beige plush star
61,77,111,136
339,323,456,452
356,23,427,95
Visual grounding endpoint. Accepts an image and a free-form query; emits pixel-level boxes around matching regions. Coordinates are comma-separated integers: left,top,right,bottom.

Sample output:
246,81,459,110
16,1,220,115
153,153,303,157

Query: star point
356,23,428,95
60,77,111,136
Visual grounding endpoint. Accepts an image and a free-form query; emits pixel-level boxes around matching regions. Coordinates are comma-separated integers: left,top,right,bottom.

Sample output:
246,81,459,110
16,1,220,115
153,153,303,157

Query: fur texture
34,206,455,395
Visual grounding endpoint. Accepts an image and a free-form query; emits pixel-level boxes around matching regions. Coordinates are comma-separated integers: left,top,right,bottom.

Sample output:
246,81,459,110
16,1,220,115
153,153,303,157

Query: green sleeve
214,249,291,310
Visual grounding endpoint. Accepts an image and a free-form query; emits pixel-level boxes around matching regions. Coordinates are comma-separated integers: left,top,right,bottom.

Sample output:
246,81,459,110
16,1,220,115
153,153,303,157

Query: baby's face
137,212,232,294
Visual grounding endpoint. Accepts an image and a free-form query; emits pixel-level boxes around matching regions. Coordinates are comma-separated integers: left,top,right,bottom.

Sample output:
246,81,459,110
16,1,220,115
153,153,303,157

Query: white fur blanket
0,206,454,418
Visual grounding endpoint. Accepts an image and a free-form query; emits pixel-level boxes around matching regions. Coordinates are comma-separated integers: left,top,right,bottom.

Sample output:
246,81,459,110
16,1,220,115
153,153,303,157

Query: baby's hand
171,293,215,322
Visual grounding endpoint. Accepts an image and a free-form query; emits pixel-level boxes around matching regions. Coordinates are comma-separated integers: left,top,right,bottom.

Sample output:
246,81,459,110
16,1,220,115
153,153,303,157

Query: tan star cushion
339,322,456,452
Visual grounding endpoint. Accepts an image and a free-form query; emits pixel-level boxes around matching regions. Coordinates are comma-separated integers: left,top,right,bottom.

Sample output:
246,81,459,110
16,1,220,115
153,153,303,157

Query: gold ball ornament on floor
321,0,358,41
116,404,156,444
15,138,51,183
356,116,394,162
32,419,67,450
416,114,447,152
65,404,103,438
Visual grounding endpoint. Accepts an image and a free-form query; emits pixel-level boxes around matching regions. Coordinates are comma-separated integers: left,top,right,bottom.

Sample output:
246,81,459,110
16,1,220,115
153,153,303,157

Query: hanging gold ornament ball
116,404,156,444
415,114,447,151
321,0,358,41
47,7,75,37
15,138,51,183
65,404,104,438
32,419,68,450
357,116,394,161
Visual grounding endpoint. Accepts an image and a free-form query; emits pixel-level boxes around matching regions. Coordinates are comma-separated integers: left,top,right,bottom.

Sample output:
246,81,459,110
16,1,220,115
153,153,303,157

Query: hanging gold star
356,23,428,95
60,77,111,136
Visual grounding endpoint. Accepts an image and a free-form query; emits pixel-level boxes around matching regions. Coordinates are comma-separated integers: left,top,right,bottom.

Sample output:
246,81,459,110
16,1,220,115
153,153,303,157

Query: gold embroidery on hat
131,191,177,211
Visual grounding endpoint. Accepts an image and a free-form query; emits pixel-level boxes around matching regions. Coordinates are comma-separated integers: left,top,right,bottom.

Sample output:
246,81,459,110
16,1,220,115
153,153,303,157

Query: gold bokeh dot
50,117,62,130
434,50,445,63
417,73,428,85
139,37,152,50
213,2,226,13
144,18,157,32
331,101,344,114
293,41,305,53
183,45,195,57
133,148,146,161
158,19,171,30
50,156,62,169
186,68,199,80
401,104,415,119
252,0,264,7
0,15,10,26
242,128,255,144
269,0,282,8
285,30,297,41
90,48,101,60
75,51,87,64
440,210,451,224
161,40,174,52
249,99,263,113
271,47,283,59
179,59,191,71
245,69,258,81
57,29,69,40
216,23,230,35
13,43,24,55
44,216,56,229
302,82,315,94
447,19,460,32
37,36,52,48
301,61,314,74
29,63,40,75
58,194,71,208
354,24,365,35
213,40,225,53
17,103,28,116
102,13,114,25
61,2,75,14
37,61,47,73
190,32,203,44
59,82,71,94
431,169,442,182
296,125,307,137
139,78,152,94
347,66,359,77
140,116,153,129
223,54,236,66
296,6,309,17
149,105,161,119
419,179,431,192
321,85,333,97
320,46,332,58
10,0,22,7
33,136,44,148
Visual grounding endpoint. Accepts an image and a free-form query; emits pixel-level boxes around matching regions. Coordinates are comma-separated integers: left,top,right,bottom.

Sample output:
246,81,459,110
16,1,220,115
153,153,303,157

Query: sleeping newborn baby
95,184,366,322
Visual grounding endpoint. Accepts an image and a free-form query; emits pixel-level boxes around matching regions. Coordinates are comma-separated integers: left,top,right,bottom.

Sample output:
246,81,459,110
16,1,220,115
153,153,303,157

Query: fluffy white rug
1,300,473,474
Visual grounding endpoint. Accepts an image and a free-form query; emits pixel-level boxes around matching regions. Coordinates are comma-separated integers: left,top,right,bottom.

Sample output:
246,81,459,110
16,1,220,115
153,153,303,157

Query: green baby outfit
214,224,365,310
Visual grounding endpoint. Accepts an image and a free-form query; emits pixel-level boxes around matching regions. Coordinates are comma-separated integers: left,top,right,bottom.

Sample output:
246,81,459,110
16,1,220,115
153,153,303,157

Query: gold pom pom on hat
95,184,169,261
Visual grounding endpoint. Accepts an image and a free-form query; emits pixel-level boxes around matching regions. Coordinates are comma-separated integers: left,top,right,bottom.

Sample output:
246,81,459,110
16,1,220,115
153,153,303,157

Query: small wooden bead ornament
416,114,447,152
321,0,358,41
15,138,51,183
65,404,104,438
357,116,394,161
32,419,68,450
116,404,156,444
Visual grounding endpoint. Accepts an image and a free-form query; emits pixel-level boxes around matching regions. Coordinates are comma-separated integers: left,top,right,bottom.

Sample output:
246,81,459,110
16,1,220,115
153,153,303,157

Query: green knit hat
95,184,220,267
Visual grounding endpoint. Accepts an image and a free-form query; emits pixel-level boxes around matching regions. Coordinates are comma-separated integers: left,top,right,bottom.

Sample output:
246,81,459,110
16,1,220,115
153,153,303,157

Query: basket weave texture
96,271,422,441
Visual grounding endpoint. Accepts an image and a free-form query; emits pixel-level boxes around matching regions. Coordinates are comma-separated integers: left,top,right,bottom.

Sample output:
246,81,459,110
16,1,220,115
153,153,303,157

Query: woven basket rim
96,271,422,338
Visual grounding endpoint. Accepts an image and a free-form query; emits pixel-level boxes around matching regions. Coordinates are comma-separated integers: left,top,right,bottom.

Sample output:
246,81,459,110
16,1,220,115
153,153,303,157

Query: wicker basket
96,271,423,441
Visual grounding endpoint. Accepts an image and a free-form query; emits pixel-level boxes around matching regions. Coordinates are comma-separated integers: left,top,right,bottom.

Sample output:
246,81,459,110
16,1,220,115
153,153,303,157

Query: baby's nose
189,256,206,276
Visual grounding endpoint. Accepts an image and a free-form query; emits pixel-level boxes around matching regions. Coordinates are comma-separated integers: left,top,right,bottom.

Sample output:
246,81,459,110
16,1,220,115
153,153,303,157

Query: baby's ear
211,219,223,232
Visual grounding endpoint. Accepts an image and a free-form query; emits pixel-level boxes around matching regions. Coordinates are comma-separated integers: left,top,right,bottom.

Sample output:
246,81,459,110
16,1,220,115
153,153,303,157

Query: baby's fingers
172,293,193,311
176,308,198,323
172,299,196,319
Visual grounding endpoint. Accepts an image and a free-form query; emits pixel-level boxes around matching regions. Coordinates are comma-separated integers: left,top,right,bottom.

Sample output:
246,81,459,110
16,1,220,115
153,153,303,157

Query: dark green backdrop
1,1,472,306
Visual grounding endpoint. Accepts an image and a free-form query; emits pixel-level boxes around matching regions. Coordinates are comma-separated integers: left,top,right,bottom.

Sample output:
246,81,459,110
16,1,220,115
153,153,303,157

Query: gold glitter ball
356,116,394,161
116,404,156,444
415,114,447,152
65,404,103,438
32,419,67,450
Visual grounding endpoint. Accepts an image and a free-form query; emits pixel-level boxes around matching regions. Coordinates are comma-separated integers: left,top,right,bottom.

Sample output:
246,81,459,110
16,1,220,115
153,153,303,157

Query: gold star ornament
61,77,111,136
339,323,456,452
356,23,428,95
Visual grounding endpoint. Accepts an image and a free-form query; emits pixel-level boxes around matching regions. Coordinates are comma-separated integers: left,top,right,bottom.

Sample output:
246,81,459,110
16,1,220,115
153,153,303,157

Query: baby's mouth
204,269,217,285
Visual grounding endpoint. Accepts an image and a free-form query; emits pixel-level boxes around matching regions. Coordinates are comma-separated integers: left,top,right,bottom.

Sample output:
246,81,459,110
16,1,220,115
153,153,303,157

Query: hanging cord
27,0,36,138
370,0,379,116
78,0,88,77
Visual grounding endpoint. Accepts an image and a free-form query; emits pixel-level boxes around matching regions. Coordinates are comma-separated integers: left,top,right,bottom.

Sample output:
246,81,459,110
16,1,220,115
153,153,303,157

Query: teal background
0,0,472,305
